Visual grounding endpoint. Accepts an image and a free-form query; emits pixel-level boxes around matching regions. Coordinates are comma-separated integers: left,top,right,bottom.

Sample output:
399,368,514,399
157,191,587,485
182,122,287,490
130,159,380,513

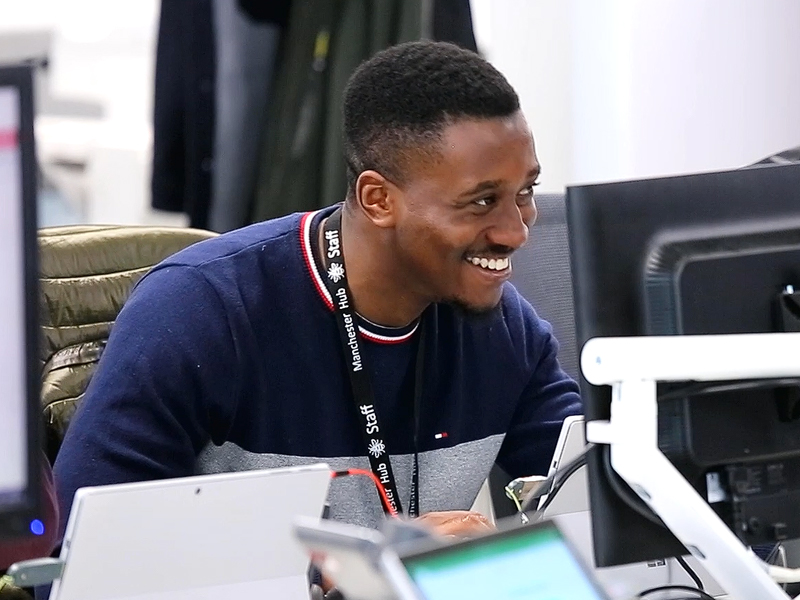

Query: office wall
3,1,800,220
0,0,182,226
476,0,800,191
471,0,573,194
0,0,159,124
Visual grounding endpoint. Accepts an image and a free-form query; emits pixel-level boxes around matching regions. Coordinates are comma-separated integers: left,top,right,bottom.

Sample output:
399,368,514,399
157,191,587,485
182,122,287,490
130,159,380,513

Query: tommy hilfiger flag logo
327,262,345,283
367,439,386,458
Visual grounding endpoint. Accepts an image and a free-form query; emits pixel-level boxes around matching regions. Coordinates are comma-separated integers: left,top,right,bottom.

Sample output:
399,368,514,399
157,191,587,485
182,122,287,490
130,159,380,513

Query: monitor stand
582,332,800,600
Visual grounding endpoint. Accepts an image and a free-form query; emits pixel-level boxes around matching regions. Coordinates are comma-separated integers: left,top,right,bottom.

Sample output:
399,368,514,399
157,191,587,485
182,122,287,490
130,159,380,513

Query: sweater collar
299,207,420,344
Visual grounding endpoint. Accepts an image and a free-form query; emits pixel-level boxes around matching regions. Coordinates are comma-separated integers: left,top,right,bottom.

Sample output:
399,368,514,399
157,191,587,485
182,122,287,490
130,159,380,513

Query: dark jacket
150,0,216,228
249,0,477,223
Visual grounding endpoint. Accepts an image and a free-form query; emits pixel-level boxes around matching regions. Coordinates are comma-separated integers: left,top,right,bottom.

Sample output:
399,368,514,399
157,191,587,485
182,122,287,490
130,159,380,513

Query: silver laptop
49,464,331,600
381,519,610,600
540,416,727,599
295,517,610,600
295,517,395,600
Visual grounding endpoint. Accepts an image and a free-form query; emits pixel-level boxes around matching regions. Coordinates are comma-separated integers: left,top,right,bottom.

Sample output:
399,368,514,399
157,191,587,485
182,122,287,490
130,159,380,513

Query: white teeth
466,256,509,271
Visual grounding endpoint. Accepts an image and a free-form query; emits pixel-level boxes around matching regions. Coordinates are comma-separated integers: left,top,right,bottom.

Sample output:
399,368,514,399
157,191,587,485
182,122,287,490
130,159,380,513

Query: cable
637,584,715,599
776,544,789,591
601,444,665,527
331,469,399,518
675,555,704,591
764,542,788,568
506,488,524,513
765,543,782,565
519,443,594,514
534,460,583,515
763,563,800,584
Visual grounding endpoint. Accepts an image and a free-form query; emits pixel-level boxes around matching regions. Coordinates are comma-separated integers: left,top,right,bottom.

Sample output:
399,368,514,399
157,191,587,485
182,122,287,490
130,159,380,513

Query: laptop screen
402,523,607,600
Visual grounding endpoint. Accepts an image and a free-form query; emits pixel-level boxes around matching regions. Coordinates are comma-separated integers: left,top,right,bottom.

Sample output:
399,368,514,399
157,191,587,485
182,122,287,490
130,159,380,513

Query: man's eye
518,182,539,197
474,196,496,207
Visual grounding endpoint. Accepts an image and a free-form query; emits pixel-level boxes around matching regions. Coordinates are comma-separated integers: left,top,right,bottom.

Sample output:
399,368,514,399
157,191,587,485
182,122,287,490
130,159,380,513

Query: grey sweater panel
197,433,506,528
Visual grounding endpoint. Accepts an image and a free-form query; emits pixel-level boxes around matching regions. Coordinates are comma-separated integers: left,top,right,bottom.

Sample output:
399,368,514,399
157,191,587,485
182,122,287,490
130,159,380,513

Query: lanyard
320,207,424,517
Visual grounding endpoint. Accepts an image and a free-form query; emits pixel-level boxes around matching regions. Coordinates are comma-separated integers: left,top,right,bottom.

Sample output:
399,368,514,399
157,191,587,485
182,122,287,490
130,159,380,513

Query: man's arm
53,265,240,537
495,322,582,479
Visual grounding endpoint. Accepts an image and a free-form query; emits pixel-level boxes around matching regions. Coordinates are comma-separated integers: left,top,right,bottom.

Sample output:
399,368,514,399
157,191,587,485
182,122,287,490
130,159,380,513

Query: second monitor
567,163,800,567
0,64,41,543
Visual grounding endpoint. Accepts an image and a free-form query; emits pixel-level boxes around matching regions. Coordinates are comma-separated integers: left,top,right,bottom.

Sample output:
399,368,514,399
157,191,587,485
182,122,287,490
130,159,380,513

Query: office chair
510,192,578,380
490,191,580,517
38,225,217,464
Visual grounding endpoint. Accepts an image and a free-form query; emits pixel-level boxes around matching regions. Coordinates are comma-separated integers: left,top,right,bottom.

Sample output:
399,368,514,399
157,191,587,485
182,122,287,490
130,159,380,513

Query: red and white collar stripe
300,210,419,344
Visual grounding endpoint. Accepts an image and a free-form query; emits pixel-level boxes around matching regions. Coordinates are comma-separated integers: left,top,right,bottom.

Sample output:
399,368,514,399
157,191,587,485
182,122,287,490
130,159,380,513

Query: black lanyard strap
408,319,426,518
320,207,423,517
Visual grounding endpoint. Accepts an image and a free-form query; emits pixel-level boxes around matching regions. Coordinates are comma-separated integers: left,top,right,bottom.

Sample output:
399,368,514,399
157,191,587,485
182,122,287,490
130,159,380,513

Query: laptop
381,519,611,600
539,417,728,599
295,517,395,600
294,515,442,600
49,463,331,600
296,517,609,600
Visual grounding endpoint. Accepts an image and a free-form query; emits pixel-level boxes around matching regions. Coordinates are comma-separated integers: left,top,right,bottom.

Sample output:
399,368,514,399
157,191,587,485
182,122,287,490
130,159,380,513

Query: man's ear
354,170,397,228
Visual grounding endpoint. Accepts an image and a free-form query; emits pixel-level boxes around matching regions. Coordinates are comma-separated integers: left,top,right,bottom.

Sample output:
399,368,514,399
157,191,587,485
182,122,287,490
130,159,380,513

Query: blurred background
2,0,800,231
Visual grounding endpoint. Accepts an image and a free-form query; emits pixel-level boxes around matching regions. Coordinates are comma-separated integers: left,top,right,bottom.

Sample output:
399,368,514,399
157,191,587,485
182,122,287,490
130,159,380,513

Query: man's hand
414,510,495,539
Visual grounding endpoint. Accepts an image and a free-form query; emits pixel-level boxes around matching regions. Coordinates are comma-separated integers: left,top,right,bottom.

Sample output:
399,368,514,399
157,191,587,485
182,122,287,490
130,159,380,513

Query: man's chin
445,293,503,317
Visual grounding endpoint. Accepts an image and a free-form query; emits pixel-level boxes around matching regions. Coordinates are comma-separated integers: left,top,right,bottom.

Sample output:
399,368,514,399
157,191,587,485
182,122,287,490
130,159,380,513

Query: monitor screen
0,83,27,500
567,163,800,567
402,522,607,600
0,64,40,539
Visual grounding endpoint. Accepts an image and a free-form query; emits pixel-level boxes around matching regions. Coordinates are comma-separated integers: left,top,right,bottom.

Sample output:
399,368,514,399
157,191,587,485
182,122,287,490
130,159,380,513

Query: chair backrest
510,192,578,380
38,225,217,463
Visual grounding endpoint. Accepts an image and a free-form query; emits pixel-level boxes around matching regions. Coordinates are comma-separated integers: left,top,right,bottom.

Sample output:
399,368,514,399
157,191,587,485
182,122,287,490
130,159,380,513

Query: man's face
389,111,539,314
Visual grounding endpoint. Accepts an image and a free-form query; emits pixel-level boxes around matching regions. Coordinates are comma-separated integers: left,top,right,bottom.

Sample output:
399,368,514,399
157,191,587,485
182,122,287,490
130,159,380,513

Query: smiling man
54,41,581,544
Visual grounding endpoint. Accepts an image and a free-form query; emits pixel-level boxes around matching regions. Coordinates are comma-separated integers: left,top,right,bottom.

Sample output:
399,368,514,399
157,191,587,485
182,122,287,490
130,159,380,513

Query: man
54,41,581,540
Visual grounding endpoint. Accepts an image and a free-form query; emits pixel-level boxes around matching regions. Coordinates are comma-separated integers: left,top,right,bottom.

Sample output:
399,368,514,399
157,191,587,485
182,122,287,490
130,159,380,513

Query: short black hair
342,40,520,197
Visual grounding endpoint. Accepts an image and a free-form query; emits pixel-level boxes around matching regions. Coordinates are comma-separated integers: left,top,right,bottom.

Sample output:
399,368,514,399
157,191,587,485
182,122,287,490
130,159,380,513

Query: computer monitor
567,163,800,568
0,64,41,540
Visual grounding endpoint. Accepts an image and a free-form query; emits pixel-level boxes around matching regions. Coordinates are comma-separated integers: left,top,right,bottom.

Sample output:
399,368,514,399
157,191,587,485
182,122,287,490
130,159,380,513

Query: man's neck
319,207,428,328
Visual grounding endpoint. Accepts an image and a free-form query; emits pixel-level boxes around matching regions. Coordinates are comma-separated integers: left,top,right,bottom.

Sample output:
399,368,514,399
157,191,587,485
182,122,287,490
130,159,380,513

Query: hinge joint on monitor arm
584,420,614,445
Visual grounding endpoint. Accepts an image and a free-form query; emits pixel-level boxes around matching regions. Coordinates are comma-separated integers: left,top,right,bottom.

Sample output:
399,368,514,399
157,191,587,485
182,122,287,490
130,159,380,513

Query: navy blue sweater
54,208,581,530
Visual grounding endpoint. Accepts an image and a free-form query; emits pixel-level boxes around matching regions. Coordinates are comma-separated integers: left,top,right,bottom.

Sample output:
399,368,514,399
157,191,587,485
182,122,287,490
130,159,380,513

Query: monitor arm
582,332,800,600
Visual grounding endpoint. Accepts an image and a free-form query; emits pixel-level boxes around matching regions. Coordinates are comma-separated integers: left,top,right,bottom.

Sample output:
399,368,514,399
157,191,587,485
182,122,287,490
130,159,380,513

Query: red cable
331,468,399,518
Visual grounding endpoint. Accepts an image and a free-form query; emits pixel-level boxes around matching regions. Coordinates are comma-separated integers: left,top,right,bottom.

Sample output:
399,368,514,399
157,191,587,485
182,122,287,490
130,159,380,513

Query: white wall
0,0,187,226
472,0,573,193
0,0,159,124
476,0,800,191
3,1,800,219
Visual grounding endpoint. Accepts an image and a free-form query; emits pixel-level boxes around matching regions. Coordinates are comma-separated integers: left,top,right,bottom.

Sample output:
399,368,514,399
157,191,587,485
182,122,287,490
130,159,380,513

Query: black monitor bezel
0,64,41,540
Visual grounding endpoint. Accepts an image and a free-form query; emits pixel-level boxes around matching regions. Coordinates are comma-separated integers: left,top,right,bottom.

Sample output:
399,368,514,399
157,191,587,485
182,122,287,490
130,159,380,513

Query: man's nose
488,200,534,251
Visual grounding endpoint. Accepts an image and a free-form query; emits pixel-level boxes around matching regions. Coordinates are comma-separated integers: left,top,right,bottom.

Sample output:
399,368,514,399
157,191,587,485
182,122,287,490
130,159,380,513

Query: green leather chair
38,225,217,464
